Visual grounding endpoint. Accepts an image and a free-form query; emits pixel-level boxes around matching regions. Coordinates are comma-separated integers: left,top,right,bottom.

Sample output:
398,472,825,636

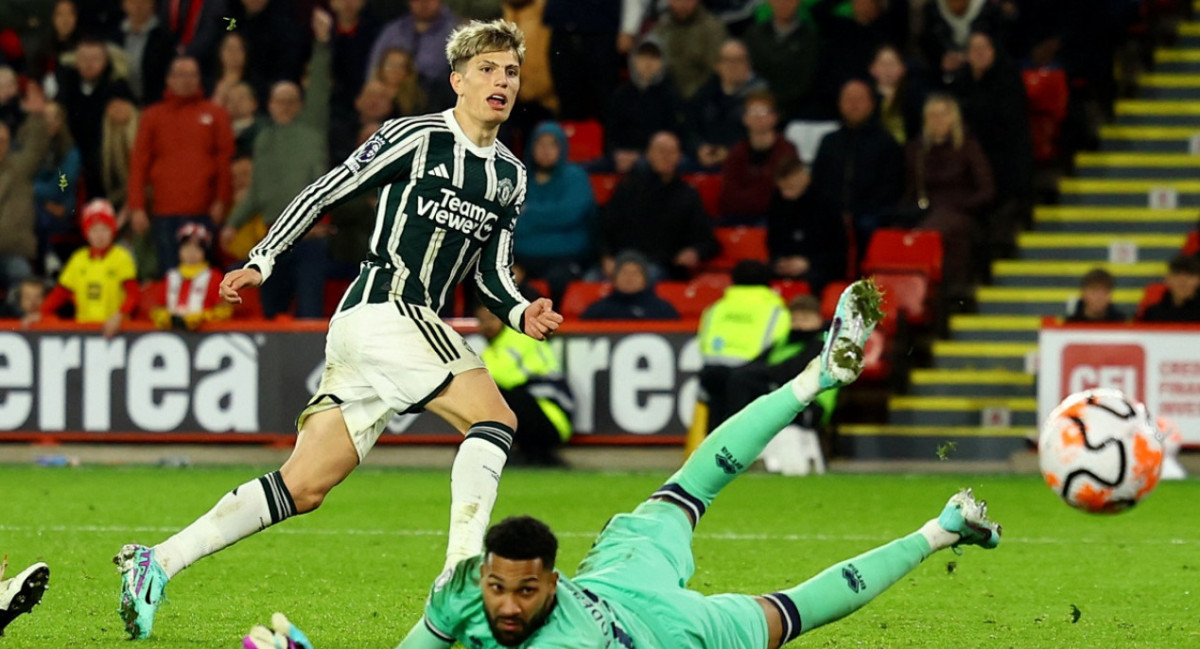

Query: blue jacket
514,121,597,261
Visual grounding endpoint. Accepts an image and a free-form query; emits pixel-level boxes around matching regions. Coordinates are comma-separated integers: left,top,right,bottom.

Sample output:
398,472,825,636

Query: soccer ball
1038,388,1164,514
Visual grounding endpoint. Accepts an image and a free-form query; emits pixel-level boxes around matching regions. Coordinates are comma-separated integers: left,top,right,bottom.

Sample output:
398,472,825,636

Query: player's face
480,555,557,646
452,50,521,128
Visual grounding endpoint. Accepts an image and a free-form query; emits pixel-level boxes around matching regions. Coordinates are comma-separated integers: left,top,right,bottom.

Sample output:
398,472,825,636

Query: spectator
333,78,396,161
901,93,993,295
114,0,174,106
39,199,138,338
501,0,557,150
99,97,138,209
7,277,47,326
33,101,82,268
0,87,48,296
161,0,230,76
209,33,248,108
652,0,728,100
128,56,234,276
328,0,381,143
869,43,924,145
809,79,903,267
767,155,845,296
224,82,265,157
513,121,597,304
365,0,458,109
580,250,680,321
54,38,134,201
687,39,766,170
234,0,306,107
544,0,621,120
812,0,908,117
33,0,81,82
600,131,719,280
919,0,1007,84
446,0,504,20
475,304,573,467
370,47,429,116
696,259,789,429
718,90,797,224
221,155,263,261
1066,268,1125,323
221,21,331,319
1141,255,1200,323
605,36,685,174
325,126,377,276
0,67,23,135
144,223,231,329
742,0,819,121
951,30,1032,265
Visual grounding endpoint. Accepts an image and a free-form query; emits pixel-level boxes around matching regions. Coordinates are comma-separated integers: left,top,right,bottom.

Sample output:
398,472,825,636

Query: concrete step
838,424,1034,460
1058,178,1200,207
1131,74,1200,101
930,340,1038,370
909,368,1035,397
1114,100,1200,126
1033,206,1196,233
1152,47,1200,73
1016,232,1185,261
974,286,1144,316
947,314,1041,342
1074,152,1200,179
887,396,1038,427
991,260,1167,288
1099,125,1200,151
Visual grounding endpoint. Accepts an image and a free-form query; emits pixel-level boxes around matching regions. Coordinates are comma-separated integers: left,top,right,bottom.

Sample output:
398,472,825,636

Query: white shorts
297,301,484,460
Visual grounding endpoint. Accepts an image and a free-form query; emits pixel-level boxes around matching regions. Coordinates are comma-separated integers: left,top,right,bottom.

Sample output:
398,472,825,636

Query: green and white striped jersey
247,109,530,329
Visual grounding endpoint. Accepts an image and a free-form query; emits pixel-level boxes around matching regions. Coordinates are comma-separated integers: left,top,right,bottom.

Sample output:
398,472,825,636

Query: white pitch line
0,524,1196,546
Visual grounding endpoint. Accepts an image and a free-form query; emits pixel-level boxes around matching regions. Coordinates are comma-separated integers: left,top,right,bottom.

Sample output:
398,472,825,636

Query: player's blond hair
445,19,525,73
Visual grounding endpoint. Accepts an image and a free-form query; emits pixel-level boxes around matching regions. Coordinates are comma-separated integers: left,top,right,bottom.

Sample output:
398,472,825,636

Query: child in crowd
1066,268,1125,322
145,223,230,330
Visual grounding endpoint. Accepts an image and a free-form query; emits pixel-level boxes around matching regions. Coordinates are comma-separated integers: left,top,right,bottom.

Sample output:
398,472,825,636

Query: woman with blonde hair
902,93,993,296
371,47,428,116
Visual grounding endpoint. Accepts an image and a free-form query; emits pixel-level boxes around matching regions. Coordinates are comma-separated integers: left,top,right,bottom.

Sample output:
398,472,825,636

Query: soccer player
113,19,562,639
389,279,1004,648
0,557,49,636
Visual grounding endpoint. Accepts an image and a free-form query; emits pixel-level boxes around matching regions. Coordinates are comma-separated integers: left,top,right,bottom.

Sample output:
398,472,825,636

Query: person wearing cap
144,223,231,330
39,199,138,338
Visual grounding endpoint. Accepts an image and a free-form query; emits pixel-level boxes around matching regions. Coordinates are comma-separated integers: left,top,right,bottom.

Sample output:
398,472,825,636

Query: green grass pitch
1,465,1197,648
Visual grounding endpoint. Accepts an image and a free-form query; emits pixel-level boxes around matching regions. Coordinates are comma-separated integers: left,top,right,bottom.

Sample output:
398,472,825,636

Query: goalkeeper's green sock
762,533,933,643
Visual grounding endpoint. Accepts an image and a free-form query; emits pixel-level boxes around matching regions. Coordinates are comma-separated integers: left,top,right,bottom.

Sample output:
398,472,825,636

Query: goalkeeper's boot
814,278,885,392
114,544,169,639
0,559,50,635
937,488,1003,550
242,613,314,649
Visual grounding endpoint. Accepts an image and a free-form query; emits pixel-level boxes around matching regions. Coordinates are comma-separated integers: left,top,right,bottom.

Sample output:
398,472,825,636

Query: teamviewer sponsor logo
416,188,500,241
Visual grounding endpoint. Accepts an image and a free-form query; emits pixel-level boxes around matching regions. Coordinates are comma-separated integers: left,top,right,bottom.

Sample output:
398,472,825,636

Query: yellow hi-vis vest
698,285,789,366
480,327,573,441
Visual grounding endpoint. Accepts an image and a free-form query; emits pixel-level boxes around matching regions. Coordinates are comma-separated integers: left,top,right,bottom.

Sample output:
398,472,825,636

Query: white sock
918,518,961,553
445,424,513,570
154,471,296,579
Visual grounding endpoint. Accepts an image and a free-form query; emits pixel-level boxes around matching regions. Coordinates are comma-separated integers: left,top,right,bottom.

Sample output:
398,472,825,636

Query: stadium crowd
0,0,1192,330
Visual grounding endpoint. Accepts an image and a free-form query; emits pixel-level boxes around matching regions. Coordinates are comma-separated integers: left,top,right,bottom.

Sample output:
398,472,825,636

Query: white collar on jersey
442,108,496,159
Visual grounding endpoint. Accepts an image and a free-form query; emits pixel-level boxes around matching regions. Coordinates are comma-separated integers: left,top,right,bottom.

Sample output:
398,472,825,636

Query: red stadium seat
706,226,768,271
561,281,611,318
858,329,890,381
1136,282,1168,320
683,173,723,218
589,173,620,206
655,281,697,318
819,280,851,321
873,272,931,329
1022,68,1069,164
561,120,604,163
861,229,943,283
1183,230,1199,257
770,279,811,302
525,278,550,299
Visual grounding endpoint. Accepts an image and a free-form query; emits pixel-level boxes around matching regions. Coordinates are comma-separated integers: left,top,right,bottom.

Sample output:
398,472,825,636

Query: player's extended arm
393,618,453,649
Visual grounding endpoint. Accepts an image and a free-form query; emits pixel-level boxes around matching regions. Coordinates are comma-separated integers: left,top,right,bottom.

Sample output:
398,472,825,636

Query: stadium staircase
841,14,1200,461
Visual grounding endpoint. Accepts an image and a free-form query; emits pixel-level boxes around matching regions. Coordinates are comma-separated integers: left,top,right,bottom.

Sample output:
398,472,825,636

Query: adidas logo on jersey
428,163,450,179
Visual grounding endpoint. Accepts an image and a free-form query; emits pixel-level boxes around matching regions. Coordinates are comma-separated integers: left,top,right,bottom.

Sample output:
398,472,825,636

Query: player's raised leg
114,408,357,639
424,368,518,570
652,279,883,526
757,488,1002,648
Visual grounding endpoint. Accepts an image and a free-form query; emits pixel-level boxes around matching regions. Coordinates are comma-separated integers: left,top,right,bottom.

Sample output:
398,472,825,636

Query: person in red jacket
144,222,231,330
126,55,234,277
716,90,797,225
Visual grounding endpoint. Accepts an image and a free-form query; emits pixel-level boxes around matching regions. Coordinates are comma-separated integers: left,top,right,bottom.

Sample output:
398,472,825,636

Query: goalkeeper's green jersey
247,110,530,330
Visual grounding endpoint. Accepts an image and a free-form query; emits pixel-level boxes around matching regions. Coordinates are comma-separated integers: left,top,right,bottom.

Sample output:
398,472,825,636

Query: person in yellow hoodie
476,304,573,467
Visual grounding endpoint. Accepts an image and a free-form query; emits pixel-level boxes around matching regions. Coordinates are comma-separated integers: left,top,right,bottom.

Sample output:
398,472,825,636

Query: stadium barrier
1039,320,1200,446
0,320,699,445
